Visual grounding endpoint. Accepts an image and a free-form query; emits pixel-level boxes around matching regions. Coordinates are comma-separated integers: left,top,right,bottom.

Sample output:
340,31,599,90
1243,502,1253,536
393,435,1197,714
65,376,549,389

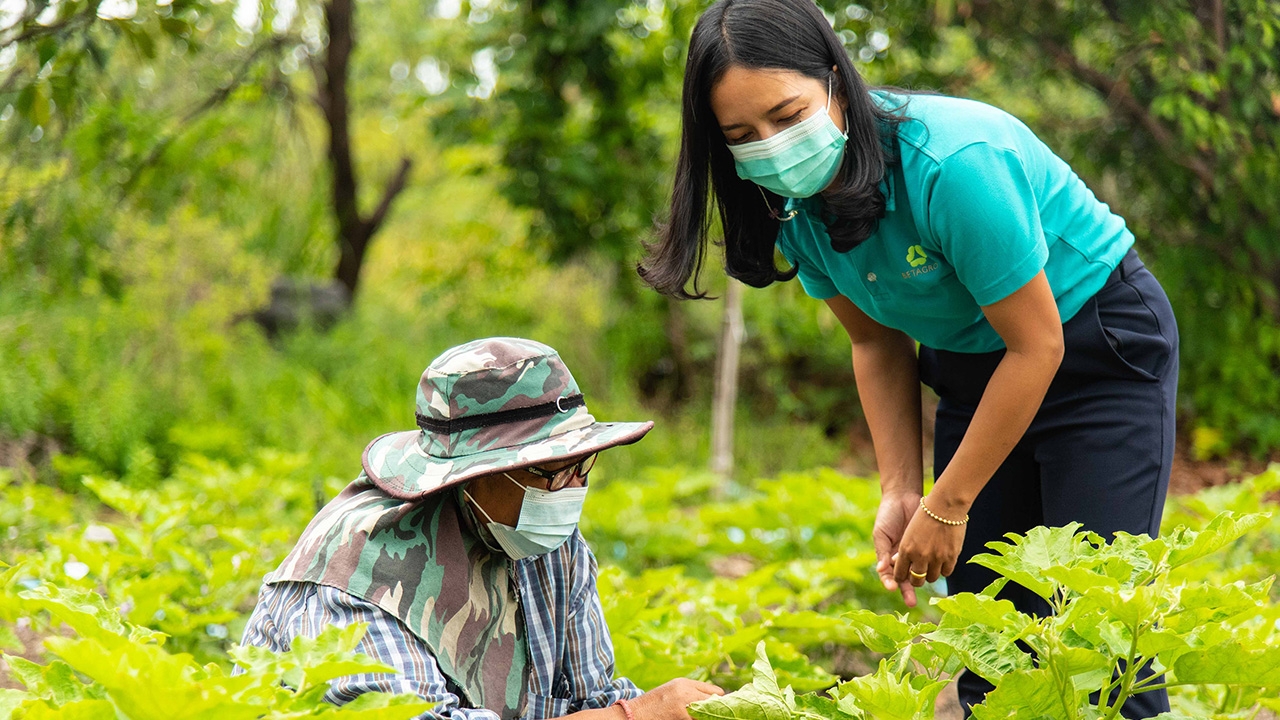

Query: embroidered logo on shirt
906,245,928,267
902,245,939,279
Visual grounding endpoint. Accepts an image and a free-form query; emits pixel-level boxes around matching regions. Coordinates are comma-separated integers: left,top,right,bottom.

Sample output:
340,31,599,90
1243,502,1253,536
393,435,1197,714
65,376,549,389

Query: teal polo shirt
775,92,1134,353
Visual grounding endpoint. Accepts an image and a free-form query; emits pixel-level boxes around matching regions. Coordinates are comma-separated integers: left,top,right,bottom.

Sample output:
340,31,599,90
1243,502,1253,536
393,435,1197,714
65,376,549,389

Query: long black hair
639,0,903,298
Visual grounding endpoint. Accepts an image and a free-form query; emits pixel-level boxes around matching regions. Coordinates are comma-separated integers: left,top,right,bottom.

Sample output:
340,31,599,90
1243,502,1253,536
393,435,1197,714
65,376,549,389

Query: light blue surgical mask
728,75,848,199
464,473,588,560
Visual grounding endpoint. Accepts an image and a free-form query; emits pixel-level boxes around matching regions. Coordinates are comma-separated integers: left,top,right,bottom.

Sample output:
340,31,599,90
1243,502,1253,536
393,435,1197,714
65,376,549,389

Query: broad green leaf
276,682,331,710
930,593,1024,632
1164,513,1270,570
3,656,48,695
1041,565,1121,597
79,478,165,521
1171,643,1280,686
323,692,436,720
1051,645,1112,692
226,643,284,677
835,660,943,720
0,689,32,718
841,610,933,654
767,611,862,646
750,642,780,696
686,686,791,720
35,38,57,69
1080,583,1163,630
970,524,1089,600
1096,619,1134,658
1162,579,1274,632
43,636,261,720
888,635,964,678
688,644,794,720
47,660,89,705
0,625,21,652
792,692,857,720
17,698,116,720
302,659,402,688
288,624,368,661
1135,628,1190,660
759,641,837,693
923,625,1033,685
968,669,1072,720
18,585,165,647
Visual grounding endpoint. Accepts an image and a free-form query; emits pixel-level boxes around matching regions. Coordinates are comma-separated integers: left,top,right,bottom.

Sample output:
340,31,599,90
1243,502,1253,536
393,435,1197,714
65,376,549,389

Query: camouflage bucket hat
363,337,653,499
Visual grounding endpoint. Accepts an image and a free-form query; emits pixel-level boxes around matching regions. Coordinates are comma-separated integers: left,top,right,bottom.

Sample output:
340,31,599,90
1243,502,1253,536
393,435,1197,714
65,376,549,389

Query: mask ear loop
758,186,797,222
463,488,500,525
754,72,842,222
827,73,849,141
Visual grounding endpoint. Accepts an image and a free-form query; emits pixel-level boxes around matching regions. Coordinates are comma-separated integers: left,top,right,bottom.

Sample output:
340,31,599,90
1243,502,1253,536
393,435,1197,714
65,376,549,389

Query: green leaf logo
906,245,928,268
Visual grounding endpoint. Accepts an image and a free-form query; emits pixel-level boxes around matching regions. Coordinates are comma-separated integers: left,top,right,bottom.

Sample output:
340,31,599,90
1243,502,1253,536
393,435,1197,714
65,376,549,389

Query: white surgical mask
464,473,588,560
728,75,848,199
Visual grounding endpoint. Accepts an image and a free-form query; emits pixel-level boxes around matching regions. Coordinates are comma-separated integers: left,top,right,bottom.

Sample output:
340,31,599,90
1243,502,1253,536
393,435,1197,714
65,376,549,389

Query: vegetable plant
693,511,1280,719
0,571,433,720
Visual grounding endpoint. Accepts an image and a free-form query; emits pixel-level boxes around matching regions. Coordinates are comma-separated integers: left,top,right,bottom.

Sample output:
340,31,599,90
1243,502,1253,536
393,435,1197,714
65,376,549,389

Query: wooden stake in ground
710,279,744,485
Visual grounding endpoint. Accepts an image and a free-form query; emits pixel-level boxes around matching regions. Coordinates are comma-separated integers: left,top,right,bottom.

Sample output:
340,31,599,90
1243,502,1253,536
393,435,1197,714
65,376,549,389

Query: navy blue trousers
919,249,1178,719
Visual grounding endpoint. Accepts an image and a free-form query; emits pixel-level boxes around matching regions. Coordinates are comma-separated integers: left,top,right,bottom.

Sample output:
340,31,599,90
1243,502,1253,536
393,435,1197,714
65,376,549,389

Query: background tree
3,0,1278,466
0,0,415,302
848,0,1280,452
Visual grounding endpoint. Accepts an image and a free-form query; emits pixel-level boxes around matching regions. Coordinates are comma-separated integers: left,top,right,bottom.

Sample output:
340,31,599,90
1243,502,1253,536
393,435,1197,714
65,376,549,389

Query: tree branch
1040,38,1218,190
120,37,290,194
0,4,101,49
362,156,413,237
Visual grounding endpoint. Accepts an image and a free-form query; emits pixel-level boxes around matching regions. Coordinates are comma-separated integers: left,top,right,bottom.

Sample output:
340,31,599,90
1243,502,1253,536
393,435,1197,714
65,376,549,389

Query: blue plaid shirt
238,530,641,720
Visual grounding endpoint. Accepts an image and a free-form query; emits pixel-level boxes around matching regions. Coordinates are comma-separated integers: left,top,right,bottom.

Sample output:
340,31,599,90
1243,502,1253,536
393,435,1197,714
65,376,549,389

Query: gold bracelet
920,496,968,526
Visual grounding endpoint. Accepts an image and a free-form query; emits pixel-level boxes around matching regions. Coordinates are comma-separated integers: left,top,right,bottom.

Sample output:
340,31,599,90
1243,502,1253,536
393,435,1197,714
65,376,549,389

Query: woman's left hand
892,502,966,587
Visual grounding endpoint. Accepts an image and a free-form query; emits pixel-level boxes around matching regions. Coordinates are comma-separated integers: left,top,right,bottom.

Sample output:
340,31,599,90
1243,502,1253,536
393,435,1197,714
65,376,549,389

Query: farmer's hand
891,500,966,597
874,491,924,608
630,678,724,720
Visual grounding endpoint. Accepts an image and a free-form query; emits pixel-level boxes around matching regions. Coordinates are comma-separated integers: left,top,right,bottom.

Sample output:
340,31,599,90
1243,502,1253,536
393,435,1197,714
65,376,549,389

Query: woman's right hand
629,679,725,720
874,491,924,608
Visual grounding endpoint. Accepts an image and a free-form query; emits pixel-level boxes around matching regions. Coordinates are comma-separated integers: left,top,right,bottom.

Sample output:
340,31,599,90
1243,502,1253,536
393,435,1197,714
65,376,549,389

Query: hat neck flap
266,476,528,719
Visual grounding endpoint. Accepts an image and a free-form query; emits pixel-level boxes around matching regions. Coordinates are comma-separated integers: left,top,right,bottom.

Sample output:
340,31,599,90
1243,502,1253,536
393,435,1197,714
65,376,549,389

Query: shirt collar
783,172,895,215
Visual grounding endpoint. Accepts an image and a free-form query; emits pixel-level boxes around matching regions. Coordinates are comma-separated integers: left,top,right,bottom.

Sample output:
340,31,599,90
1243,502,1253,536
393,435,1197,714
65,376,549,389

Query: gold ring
909,569,928,579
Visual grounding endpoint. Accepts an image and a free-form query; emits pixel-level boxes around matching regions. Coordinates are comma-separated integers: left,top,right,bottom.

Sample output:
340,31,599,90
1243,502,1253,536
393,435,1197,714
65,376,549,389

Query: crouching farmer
238,337,723,720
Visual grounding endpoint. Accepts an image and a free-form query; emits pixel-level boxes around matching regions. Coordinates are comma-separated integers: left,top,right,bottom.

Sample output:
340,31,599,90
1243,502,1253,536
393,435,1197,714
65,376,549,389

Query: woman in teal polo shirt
640,1,1177,717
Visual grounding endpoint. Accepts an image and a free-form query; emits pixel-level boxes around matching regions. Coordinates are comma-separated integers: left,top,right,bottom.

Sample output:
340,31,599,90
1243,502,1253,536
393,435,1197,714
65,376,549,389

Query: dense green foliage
684,508,1280,720
3,456,1279,717
3,2,1280,715
3,1,1279,461
0,581,437,720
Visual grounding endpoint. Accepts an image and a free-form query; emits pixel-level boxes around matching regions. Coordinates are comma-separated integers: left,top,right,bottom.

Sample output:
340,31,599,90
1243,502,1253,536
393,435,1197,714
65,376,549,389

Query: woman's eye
779,111,804,124
727,134,751,145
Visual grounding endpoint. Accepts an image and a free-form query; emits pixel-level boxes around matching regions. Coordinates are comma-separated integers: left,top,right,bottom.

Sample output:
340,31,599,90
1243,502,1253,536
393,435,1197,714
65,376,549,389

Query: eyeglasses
524,454,597,491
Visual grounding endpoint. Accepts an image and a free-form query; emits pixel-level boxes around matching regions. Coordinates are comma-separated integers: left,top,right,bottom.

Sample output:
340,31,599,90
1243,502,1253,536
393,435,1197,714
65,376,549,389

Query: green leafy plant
0,571,433,720
688,641,864,720
845,511,1279,719
689,510,1279,720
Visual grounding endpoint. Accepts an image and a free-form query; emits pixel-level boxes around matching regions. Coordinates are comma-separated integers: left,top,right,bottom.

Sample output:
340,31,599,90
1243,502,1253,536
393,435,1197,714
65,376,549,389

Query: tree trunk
710,280,744,484
316,0,412,300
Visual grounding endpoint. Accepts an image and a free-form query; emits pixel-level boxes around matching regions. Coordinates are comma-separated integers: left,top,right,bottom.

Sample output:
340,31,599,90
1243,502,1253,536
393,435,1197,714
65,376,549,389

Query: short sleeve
776,220,840,300
926,143,1048,306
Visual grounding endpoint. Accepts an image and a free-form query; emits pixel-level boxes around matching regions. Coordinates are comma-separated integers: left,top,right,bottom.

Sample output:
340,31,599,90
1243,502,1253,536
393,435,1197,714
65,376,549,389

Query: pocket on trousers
1092,276,1171,382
